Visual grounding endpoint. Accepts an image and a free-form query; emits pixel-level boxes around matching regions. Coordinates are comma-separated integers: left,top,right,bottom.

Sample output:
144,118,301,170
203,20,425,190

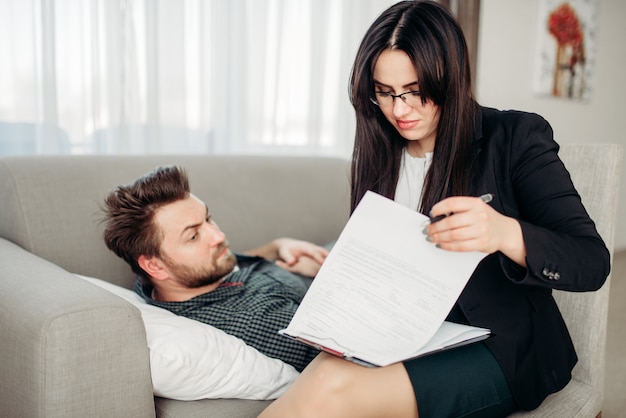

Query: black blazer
457,107,610,410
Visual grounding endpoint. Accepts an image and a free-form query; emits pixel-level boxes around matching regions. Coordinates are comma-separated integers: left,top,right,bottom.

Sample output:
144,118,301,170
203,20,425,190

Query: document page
281,191,489,366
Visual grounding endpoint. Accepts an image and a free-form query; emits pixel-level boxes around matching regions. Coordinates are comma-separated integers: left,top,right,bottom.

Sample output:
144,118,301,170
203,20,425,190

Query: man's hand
273,238,328,277
273,238,328,264
244,237,329,277
275,255,324,277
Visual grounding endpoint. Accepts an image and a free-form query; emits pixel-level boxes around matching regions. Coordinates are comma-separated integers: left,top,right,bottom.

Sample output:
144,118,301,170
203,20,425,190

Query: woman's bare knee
259,353,418,418
292,354,360,413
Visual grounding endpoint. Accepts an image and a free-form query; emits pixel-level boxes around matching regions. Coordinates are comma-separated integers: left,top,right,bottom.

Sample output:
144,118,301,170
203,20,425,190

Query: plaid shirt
135,254,319,371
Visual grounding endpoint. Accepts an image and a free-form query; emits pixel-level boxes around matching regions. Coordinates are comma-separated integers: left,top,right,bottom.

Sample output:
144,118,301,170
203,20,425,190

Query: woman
259,1,609,417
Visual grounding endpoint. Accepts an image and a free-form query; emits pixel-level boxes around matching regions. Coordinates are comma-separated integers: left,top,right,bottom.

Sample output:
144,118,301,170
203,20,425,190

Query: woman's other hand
425,196,526,266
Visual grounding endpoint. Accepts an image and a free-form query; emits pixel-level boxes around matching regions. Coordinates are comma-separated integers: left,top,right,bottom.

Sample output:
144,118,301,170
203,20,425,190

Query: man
102,165,328,371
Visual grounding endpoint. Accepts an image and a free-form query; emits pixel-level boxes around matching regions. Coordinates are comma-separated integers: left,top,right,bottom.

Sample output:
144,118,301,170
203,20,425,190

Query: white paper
282,191,489,366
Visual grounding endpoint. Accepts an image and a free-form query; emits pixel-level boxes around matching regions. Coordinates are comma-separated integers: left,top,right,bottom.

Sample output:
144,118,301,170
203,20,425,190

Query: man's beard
163,245,237,288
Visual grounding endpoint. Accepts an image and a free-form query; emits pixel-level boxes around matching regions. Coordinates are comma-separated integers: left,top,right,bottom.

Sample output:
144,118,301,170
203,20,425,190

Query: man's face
153,194,236,288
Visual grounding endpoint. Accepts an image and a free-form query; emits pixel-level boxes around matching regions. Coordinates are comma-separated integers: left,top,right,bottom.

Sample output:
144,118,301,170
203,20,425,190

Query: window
0,0,479,156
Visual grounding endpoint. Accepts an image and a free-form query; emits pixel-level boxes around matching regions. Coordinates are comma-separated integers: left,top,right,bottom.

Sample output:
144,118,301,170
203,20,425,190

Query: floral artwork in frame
533,0,600,101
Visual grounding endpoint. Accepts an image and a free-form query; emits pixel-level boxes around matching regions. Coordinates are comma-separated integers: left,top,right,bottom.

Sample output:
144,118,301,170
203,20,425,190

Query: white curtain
0,0,397,156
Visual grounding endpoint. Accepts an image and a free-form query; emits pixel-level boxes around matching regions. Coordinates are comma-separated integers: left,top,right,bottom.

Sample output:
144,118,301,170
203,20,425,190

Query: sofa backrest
0,155,350,288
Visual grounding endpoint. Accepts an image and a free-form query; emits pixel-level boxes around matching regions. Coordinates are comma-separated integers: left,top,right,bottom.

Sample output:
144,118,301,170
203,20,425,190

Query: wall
475,0,626,250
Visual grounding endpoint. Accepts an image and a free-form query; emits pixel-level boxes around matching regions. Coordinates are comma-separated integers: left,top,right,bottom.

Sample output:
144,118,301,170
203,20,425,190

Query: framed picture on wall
533,0,600,101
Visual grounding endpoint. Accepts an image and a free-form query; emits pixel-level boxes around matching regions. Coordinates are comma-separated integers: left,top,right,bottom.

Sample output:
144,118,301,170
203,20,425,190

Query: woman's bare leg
259,353,418,418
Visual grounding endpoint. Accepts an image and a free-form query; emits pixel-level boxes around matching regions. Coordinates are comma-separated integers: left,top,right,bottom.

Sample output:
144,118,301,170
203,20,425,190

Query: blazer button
542,268,550,277
553,272,560,280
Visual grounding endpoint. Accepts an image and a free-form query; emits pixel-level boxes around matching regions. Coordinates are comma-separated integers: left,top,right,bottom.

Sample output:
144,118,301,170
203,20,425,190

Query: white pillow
76,275,299,401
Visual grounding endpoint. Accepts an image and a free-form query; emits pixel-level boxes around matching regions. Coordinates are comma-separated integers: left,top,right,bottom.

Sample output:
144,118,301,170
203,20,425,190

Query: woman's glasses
370,90,423,108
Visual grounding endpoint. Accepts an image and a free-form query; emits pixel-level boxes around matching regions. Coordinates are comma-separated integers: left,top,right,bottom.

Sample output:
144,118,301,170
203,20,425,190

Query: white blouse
394,149,433,210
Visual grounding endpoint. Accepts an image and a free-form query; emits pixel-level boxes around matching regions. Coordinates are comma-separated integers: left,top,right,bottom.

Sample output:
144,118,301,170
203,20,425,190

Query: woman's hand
425,196,527,266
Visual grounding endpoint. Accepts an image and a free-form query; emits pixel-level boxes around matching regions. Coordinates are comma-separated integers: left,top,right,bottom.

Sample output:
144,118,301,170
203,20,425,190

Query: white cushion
76,275,299,400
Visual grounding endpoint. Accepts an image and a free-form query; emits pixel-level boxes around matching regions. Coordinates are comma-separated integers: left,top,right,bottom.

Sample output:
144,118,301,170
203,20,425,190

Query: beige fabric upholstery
0,144,619,417
0,154,349,418
511,143,623,417
0,237,156,417
0,155,349,288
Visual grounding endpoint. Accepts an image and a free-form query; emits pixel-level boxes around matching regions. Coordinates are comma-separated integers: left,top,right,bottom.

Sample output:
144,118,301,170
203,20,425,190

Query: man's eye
410,90,421,97
375,91,392,97
189,233,197,241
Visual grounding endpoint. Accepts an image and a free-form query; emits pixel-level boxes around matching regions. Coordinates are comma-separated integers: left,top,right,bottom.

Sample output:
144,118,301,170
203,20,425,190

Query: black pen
429,193,494,223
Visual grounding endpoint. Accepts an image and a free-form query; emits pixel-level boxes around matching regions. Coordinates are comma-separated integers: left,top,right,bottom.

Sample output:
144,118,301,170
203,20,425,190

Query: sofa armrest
0,238,155,418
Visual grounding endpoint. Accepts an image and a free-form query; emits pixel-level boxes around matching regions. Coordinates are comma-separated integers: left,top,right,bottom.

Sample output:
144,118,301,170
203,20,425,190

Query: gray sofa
0,144,622,418
0,155,350,418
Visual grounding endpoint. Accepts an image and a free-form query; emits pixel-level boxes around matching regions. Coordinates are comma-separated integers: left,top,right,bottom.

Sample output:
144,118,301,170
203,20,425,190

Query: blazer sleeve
497,112,610,291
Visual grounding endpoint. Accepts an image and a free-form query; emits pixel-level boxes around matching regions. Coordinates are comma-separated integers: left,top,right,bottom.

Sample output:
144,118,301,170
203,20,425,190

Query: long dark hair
349,0,478,214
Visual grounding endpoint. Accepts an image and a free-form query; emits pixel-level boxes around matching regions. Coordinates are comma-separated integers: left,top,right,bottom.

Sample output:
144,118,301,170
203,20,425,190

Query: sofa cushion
77,275,299,401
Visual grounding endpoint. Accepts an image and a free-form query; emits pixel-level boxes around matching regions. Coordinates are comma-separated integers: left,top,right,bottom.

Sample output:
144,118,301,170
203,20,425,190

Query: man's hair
102,165,190,280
